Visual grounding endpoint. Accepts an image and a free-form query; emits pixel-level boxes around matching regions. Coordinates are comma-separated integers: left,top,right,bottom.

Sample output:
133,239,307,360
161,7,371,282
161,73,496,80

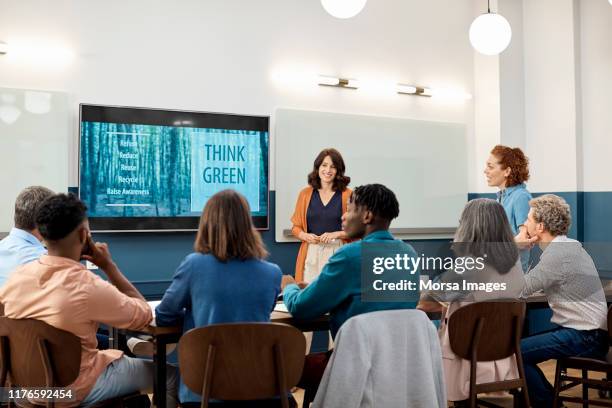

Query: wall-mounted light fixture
420,88,434,97
396,84,433,97
271,68,472,101
397,84,473,100
318,75,359,89
0,40,75,68
396,84,417,94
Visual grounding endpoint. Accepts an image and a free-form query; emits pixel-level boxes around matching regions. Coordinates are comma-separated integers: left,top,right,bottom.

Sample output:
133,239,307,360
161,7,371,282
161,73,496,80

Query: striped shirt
522,236,607,331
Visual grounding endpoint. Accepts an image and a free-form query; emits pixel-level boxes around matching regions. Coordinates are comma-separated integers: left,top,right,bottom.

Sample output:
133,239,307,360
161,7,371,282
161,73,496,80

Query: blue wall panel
92,191,300,299
96,190,611,305
468,191,582,239
583,192,612,242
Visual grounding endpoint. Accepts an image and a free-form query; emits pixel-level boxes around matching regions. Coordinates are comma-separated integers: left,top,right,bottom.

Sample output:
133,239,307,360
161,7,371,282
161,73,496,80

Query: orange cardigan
290,186,352,281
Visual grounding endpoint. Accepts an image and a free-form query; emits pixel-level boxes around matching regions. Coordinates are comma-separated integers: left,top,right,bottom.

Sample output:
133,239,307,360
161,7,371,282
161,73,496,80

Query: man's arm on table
283,249,352,319
521,254,562,297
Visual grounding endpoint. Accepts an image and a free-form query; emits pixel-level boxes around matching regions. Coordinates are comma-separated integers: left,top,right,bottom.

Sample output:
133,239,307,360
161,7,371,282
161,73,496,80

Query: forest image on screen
80,122,268,218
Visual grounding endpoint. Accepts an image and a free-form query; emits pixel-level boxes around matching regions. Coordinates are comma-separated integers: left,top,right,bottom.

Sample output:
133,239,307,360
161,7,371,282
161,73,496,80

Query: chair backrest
0,317,81,388
312,309,447,408
178,322,305,401
448,301,526,362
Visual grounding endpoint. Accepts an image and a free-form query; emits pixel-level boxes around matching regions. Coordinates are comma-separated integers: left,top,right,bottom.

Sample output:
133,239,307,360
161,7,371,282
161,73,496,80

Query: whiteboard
274,108,467,242
0,87,71,232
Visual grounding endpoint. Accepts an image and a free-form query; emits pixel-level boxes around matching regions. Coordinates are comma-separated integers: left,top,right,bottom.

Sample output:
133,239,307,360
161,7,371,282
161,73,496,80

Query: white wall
1,0,609,196
499,0,526,149
579,0,612,192
474,0,612,195
0,0,476,190
472,50,501,193
523,0,580,193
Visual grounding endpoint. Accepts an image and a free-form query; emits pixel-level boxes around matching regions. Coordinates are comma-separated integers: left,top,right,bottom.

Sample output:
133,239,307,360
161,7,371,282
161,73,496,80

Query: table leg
154,336,168,408
109,327,119,349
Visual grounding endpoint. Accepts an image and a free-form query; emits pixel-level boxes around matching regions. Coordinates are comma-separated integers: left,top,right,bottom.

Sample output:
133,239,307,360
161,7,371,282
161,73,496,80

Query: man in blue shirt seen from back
0,186,54,286
282,183,418,337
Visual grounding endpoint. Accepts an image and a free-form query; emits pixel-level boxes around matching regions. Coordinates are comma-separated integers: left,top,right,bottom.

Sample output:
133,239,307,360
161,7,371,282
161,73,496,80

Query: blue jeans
80,356,178,407
521,327,608,408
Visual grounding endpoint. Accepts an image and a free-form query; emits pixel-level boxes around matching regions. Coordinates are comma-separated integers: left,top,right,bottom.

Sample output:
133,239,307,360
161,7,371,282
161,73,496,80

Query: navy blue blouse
306,190,342,235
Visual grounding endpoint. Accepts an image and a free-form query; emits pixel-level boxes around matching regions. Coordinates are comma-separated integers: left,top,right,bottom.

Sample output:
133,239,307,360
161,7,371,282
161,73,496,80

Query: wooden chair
448,301,530,408
178,322,306,408
552,305,612,407
0,316,150,408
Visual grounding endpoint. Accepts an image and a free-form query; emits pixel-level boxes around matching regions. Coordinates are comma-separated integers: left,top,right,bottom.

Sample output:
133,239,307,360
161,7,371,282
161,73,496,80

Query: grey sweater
313,309,446,408
522,236,607,331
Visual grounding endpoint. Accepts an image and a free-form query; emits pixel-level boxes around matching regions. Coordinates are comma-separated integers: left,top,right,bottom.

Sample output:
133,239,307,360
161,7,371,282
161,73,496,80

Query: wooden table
118,309,330,408
270,310,330,332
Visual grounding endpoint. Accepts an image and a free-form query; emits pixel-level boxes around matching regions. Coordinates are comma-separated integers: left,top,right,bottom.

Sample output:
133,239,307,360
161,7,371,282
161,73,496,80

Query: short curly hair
351,184,399,222
36,193,88,241
529,194,571,236
491,145,530,187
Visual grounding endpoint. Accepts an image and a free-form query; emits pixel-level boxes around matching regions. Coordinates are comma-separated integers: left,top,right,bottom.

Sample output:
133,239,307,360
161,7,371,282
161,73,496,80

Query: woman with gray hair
418,198,525,403
516,194,607,407
452,198,521,278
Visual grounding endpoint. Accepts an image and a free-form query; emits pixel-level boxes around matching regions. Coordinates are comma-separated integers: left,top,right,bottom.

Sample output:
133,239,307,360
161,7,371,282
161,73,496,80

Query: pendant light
469,0,512,56
321,0,367,19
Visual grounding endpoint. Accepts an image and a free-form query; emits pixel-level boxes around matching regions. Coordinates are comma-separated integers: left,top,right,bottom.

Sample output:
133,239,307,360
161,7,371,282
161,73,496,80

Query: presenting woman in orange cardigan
291,148,352,283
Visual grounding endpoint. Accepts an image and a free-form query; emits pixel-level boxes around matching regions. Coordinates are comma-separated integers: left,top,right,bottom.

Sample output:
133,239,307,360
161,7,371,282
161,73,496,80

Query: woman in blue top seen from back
484,145,533,270
156,189,282,405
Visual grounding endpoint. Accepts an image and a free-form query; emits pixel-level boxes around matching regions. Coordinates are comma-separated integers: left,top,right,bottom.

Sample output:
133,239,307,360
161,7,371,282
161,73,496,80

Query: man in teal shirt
282,183,418,339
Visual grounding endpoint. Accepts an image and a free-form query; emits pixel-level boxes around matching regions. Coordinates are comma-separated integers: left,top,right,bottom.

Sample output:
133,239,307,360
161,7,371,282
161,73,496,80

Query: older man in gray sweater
516,194,608,408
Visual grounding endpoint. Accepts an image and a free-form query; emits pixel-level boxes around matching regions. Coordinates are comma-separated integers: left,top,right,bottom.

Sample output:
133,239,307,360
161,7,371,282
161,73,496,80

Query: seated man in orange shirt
0,193,178,407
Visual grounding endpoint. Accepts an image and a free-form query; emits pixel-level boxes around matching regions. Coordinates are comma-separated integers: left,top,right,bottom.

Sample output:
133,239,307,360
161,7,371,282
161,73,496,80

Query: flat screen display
79,104,269,231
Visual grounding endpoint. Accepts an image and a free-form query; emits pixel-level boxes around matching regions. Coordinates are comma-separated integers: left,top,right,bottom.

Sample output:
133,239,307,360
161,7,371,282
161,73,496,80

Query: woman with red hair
484,145,532,270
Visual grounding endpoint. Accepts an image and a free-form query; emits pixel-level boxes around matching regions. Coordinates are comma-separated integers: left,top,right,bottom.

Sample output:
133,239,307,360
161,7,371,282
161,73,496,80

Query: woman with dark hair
155,190,282,405
291,148,352,284
418,199,525,403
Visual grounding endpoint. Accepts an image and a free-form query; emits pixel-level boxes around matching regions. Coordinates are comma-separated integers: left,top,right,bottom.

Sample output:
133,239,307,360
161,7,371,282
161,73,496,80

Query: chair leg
469,390,477,408
553,360,563,408
512,317,530,408
512,391,520,408
511,387,529,408
513,357,530,408
302,387,316,408
582,368,588,408
523,387,530,408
